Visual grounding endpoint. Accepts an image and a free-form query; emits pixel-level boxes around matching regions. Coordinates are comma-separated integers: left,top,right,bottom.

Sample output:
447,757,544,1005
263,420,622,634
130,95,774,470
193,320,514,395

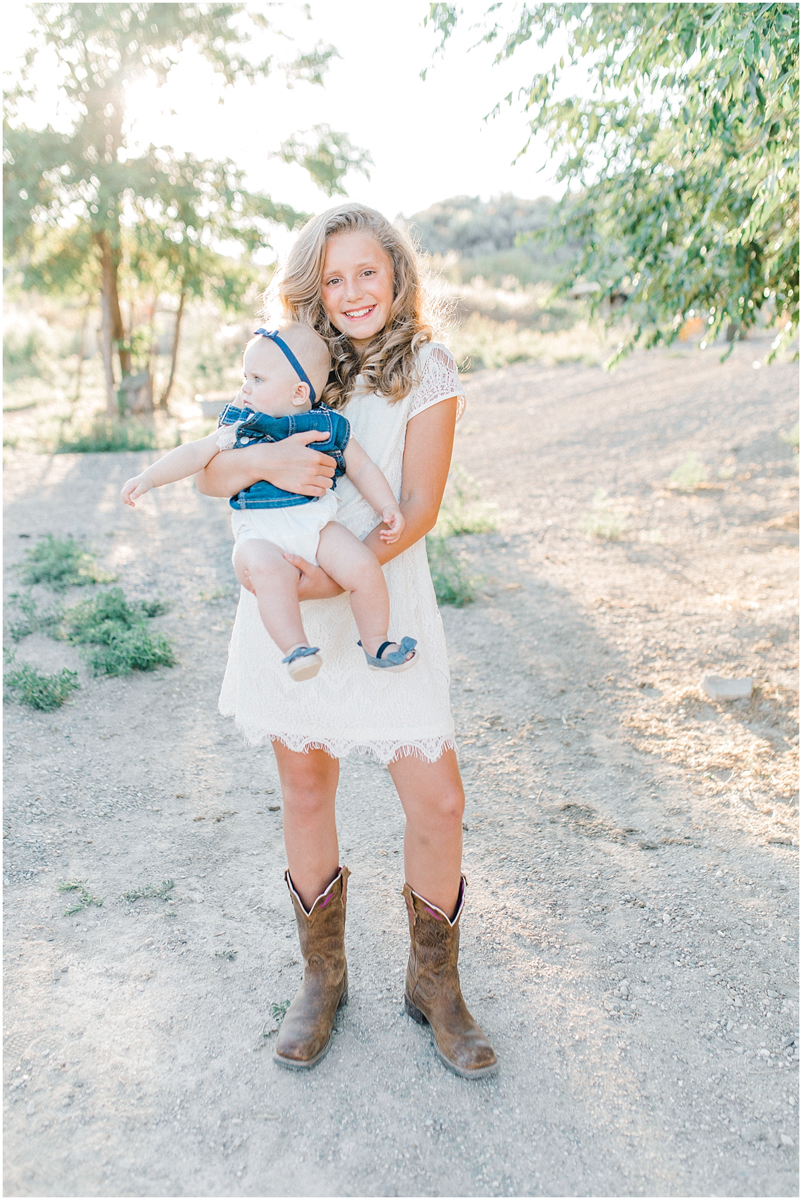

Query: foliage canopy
4,3,369,409
428,2,798,362
407,193,555,257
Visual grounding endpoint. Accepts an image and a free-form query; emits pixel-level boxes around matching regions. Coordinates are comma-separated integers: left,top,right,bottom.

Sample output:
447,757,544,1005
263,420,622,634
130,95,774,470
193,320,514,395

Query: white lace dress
218,342,465,764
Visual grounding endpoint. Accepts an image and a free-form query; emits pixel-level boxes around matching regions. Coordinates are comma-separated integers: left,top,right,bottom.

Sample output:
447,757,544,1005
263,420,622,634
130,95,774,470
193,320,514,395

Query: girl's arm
287,397,459,598
362,396,458,561
342,438,404,544
121,431,222,507
194,430,337,499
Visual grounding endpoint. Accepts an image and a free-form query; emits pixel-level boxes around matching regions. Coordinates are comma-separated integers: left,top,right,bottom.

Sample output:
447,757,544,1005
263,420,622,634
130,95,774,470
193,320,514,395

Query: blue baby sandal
283,644,323,681
358,637,417,672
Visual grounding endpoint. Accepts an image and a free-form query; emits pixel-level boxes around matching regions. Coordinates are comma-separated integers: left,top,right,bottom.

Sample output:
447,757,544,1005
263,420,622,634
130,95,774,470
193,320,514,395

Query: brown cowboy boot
402,876,498,1078
273,866,349,1069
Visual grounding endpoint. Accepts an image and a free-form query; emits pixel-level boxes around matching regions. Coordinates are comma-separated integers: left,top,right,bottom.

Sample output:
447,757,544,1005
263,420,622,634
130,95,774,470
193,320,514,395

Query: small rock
701,675,753,701
780,1134,794,1147
26,1101,35,1115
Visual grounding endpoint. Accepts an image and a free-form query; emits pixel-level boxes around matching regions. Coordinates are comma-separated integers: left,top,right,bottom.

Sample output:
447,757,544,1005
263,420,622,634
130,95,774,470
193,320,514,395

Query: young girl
120,322,417,680
196,202,497,1078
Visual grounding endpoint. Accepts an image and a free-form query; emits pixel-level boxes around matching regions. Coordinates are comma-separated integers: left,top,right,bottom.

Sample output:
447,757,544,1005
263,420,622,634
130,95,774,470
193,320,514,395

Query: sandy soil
3,334,798,1197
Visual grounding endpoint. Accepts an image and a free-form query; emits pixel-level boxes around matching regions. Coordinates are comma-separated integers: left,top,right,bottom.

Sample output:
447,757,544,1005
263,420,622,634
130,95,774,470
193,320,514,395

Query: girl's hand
283,552,345,601
379,504,404,544
121,474,151,507
259,430,337,495
195,430,337,499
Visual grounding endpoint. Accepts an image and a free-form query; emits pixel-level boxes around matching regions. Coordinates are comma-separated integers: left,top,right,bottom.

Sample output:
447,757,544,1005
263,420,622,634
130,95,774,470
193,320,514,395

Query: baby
121,323,416,681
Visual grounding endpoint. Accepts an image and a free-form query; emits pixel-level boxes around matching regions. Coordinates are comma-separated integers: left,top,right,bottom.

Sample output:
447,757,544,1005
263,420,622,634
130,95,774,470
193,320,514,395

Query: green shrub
670,452,709,490
56,416,158,454
58,880,103,915
437,466,498,537
426,535,478,607
3,312,54,383
122,878,175,902
4,661,80,710
781,421,799,453
579,489,628,540
80,628,176,676
60,587,175,676
17,535,115,592
5,591,63,642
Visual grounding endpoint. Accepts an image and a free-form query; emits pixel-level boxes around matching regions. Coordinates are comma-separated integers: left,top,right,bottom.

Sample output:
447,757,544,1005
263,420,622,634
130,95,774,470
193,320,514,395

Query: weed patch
215,949,238,961
5,591,63,642
4,660,80,710
580,489,628,540
437,467,498,537
56,417,158,454
780,421,799,453
270,1000,292,1025
16,535,115,592
122,879,175,903
60,588,175,676
670,452,709,490
58,880,103,915
426,535,478,607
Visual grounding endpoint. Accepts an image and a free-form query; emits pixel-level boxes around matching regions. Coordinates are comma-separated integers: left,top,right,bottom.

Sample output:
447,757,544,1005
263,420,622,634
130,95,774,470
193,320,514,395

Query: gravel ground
3,334,799,1197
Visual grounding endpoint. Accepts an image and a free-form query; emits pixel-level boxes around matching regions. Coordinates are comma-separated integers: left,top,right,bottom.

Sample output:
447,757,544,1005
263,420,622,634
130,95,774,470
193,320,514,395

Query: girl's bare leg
316,522,409,658
388,748,464,916
272,740,340,911
234,539,309,654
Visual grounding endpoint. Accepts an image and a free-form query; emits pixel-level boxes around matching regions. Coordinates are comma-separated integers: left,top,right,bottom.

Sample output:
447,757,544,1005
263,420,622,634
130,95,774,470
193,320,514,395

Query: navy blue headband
253,328,316,403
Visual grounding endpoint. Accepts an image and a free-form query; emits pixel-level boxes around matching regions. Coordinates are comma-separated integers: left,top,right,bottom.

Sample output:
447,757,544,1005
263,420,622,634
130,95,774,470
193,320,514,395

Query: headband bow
253,328,316,403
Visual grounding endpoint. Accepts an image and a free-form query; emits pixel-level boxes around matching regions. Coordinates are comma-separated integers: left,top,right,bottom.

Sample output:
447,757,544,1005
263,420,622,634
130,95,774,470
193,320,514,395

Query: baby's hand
120,474,152,507
380,504,405,544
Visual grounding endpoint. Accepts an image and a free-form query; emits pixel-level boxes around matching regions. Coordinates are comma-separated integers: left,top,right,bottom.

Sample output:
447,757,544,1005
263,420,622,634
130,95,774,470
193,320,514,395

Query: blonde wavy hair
271,202,436,410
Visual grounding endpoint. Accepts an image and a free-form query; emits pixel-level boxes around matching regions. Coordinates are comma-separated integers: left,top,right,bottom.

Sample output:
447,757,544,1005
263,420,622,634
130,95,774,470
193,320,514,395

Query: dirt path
3,335,798,1197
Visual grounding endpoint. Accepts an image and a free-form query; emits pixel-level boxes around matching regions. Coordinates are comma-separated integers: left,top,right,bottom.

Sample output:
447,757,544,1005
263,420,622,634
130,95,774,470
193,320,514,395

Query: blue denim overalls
217,402,351,511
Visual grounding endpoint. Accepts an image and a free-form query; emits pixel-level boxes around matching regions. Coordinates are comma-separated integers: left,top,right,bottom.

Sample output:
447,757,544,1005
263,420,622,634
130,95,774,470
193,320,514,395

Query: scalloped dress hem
223,721,457,766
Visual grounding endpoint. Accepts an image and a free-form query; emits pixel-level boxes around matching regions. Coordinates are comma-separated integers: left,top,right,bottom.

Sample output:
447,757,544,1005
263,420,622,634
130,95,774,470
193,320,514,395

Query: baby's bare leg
234,539,310,655
316,522,393,657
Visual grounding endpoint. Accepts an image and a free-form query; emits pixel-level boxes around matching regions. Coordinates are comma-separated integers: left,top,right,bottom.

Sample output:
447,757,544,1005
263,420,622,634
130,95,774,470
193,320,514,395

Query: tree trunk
146,291,158,379
73,296,91,404
98,279,117,417
96,230,131,416
159,289,187,409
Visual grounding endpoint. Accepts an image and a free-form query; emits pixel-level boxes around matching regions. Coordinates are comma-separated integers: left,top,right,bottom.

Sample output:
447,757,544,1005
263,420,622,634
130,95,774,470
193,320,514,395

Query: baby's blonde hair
247,322,331,400
273,202,434,410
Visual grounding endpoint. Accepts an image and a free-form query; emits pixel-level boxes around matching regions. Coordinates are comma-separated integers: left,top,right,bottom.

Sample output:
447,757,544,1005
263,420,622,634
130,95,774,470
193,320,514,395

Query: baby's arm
342,438,404,544
121,431,222,507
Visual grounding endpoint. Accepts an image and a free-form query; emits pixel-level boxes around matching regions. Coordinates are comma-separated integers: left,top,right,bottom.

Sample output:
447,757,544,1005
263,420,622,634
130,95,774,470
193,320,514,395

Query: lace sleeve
408,344,465,422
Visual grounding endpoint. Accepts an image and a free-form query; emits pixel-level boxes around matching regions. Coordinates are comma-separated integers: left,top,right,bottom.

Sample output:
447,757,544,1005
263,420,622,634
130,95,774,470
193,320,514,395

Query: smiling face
321,231,396,349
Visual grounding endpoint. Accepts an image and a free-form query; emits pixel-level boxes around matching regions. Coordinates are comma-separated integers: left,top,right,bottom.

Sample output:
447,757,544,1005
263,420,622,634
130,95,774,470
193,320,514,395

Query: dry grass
447,311,622,373
623,684,799,803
